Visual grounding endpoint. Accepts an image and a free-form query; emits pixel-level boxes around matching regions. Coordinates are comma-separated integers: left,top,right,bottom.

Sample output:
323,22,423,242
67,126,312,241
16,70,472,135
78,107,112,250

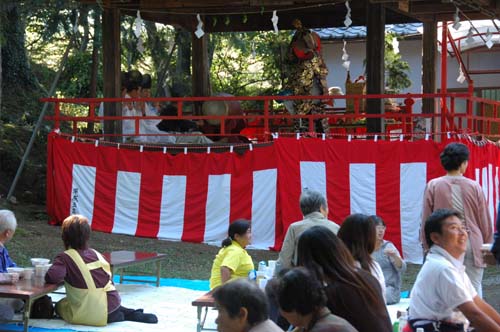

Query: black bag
30,295,54,319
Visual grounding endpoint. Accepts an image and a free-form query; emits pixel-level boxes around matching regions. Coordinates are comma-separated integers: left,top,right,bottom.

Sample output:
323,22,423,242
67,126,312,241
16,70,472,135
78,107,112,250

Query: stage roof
85,1,500,32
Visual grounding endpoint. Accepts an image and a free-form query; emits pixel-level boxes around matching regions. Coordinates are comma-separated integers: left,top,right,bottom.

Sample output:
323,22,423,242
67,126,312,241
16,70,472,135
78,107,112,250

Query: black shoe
126,311,158,324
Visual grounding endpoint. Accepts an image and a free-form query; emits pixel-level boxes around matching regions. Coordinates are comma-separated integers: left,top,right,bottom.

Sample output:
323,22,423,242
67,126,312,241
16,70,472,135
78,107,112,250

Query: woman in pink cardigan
421,142,493,297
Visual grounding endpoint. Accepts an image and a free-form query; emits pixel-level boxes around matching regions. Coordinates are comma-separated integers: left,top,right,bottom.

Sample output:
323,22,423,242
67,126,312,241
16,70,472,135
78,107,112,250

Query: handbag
30,295,54,319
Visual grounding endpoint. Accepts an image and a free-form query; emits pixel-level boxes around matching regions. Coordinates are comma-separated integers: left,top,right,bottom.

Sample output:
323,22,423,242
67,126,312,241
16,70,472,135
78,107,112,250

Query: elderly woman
422,142,492,297
45,215,158,326
213,279,282,332
277,267,357,332
209,219,254,290
337,214,386,303
371,215,406,304
297,226,391,332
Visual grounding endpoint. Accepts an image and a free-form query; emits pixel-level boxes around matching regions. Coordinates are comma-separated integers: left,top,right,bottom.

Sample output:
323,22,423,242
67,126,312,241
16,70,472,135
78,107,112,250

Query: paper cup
22,268,34,280
481,243,492,251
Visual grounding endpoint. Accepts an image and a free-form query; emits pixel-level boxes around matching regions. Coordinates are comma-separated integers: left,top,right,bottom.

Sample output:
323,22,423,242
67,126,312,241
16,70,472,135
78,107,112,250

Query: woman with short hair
45,215,158,326
213,279,282,332
371,215,406,304
297,225,391,332
277,267,357,332
209,219,254,289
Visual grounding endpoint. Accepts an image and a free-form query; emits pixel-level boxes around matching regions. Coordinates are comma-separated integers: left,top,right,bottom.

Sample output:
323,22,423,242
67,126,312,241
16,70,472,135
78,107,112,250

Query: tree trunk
171,28,191,97
85,6,101,134
0,2,40,124
79,6,90,52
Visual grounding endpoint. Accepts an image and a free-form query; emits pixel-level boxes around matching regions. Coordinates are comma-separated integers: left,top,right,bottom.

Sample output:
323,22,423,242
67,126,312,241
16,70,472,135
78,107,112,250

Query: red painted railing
42,92,500,146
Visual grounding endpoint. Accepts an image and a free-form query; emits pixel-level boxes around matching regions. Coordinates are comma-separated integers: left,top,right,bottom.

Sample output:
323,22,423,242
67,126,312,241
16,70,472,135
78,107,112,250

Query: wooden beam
192,33,210,111
365,1,385,134
422,20,437,115
102,6,121,141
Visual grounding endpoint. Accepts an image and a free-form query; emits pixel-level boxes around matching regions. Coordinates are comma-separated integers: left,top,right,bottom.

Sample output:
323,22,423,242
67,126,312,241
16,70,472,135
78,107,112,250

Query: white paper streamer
392,37,399,54
464,27,474,45
342,40,350,70
134,11,143,38
485,28,493,49
271,10,279,33
344,1,352,28
195,14,205,39
137,37,144,53
457,66,466,84
452,7,461,31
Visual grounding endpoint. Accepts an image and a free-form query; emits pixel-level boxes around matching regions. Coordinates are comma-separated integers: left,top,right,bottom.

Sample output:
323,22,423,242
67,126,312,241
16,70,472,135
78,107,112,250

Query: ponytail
221,236,233,247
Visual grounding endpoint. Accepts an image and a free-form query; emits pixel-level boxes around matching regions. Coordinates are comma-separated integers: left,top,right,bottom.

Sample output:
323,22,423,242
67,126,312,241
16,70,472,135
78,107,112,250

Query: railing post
404,96,415,136
54,101,60,131
263,99,270,142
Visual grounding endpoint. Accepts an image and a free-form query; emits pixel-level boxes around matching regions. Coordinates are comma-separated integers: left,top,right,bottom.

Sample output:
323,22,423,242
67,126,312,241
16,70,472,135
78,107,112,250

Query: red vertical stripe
229,152,253,224
182,153,208,243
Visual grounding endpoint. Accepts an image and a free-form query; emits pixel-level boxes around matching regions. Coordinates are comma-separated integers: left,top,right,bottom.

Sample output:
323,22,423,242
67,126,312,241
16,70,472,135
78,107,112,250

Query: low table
0,277,62,332
192,291,216,332
102,251,167,287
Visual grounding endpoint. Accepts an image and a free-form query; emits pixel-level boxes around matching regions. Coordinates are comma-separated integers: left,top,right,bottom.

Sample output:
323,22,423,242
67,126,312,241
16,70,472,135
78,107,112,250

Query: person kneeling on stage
46,215,158,326
156,104,213,144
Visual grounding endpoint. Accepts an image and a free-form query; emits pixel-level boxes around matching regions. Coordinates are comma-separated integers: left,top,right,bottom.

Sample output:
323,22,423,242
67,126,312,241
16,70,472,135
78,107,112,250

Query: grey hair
0,210,17,233
299,189,327,216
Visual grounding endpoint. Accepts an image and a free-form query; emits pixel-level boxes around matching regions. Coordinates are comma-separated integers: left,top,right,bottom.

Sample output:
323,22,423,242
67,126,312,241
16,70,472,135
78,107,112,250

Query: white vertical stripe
300,162,327,202
251,169,277,249
495,166,499,229
204,174,231,242
157,176,187,240
488,164,494,225
350,163,376,215
481,167,488,202
70,164,96,224
400,163,426,264
475,168,480,183
112,171,141,236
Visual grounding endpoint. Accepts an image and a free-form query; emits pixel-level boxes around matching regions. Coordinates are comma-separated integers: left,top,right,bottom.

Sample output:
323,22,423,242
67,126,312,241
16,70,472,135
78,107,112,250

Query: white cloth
409,245,477,324
371,261,387,304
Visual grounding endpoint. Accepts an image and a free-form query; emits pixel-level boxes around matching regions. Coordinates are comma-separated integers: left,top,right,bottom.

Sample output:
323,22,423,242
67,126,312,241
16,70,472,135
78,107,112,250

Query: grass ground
1,200,499,311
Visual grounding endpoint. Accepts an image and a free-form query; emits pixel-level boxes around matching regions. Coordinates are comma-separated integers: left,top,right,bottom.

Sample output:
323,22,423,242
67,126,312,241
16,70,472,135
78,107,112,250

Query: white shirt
354,260,387,303
409,245,477,323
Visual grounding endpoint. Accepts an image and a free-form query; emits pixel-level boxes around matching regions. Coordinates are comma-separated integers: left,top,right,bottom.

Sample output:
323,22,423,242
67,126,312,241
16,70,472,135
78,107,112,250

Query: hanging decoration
342,40,350,70
457,65,466,84
452,7,461,30
212,17,218,27
134,11,144,54
195,14,205,39
271,10,279,33
464,27,474,46
225,16,231,26
485,28,494,49
344,1,352,28
392,36,400,54
251,41,256,59
242,14,248,24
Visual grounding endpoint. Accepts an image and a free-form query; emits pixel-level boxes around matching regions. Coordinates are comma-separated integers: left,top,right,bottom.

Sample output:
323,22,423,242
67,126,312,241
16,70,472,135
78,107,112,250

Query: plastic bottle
248,269,257,283
258,261,267,271
398,311,408,332
416,328,424,332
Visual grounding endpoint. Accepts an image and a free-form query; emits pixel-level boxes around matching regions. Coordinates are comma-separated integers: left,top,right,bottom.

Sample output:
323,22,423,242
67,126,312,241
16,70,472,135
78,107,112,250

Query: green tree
385,32,411,93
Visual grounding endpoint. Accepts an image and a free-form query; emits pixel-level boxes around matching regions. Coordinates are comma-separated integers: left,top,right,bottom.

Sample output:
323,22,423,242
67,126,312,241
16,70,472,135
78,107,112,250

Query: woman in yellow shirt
209,220,254,289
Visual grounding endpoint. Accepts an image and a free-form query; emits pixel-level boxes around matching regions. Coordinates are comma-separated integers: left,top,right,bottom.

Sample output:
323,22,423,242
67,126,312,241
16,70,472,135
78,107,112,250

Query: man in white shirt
409,209,500,332
276,189,339,270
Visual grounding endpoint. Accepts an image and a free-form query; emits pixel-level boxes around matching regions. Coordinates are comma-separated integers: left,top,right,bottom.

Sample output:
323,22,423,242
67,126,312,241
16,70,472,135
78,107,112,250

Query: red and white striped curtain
46,133,499,264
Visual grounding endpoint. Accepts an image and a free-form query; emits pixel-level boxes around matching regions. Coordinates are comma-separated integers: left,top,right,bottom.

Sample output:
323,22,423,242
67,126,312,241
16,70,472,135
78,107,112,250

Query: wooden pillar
102,6,121,141
365,2,385,133
192,33,210,114
422,20,437,114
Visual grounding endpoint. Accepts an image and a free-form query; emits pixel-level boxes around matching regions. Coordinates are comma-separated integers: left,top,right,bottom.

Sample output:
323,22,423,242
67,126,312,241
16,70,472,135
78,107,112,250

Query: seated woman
277,267,357,332
209,219,254,290
371,215,406,304
297,225,392,332
212,279,282,332
45,215,158,326
337,214,386,303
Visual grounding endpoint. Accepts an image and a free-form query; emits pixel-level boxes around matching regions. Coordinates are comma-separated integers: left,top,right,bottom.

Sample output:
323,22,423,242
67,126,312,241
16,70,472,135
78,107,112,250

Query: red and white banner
46,133,499,263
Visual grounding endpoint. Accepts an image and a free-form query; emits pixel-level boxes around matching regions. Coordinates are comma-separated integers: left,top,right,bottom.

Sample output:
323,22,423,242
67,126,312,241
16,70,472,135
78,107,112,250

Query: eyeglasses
376,226,386,230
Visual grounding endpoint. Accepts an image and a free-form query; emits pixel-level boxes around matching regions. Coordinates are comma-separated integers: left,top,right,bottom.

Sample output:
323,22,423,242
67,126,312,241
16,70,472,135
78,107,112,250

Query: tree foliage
385,32,411,93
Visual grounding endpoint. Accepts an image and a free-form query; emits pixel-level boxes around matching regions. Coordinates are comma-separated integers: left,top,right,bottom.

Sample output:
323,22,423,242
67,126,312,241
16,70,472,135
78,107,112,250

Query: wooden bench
0,278,63,332
191,291,216,332
102,251,167,287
